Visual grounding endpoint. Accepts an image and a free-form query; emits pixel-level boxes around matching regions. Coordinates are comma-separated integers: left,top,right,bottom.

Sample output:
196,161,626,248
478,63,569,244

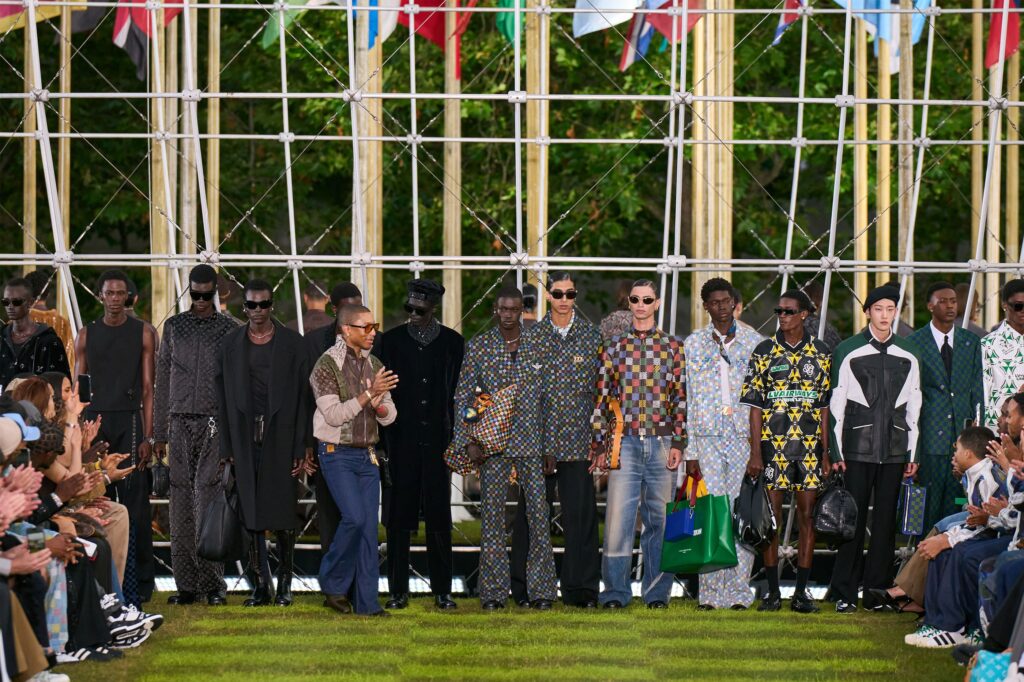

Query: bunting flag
645,0,703,44
397,0,476,78
985,0,1021,69
368,0,401,48
573,0,641,39
619,4,657,71
833,0,931,74
112,0,182,79
0,0,85,34
772,0,803,46
496,0,521,44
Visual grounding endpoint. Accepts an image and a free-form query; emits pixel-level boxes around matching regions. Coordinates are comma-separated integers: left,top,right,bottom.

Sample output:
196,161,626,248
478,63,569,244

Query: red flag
112,0,182,80
985,0,1021,69
396,0,476,78
646,0,703,44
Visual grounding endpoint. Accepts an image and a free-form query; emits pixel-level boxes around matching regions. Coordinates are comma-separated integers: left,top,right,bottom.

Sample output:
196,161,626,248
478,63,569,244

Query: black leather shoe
206,591,227,606
167,592,197,605
323,595,353,614
368,610,390,617
481,600,506,611
602,600,624,609
274,530,295,606
435,594,458,610
515,597,531,608
730,604,748,611
790,591,820,614
697,604,715,611
578,599,599,609
243,586,273,607
385,594,409,610
647,601,668,610
531,599,554,611
757,593,782,612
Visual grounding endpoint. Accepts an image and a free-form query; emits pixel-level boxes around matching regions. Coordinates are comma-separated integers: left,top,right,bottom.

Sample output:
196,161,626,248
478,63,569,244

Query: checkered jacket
591,325,686,449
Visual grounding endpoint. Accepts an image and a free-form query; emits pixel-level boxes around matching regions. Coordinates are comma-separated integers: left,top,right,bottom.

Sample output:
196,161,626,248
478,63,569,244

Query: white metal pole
180,0,214,253
346,0,370,298
658,0,680,330
513,0,524,289
409,6,421,277
779,0,809,295
669,0,691,335
276,4,305,333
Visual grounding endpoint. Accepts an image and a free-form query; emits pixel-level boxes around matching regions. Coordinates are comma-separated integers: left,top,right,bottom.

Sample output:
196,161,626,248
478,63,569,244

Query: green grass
62,595,964,681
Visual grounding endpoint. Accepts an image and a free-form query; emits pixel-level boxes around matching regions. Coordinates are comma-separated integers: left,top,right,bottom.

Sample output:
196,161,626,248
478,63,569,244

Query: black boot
274,530,295,607
243,533,272,607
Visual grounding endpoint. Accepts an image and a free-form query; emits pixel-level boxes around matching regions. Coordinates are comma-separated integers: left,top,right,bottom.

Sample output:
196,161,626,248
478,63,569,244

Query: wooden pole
986,64,1003,328
206,7,221,248
853,20,869,328
897,0,914,323
1007,52,1020,264
150,12,173,328
876,39,892,286
354,7,383,320
22,29,37,276
442,0,463,330
525,0,548,319
972,0,984,268
689,1,707,330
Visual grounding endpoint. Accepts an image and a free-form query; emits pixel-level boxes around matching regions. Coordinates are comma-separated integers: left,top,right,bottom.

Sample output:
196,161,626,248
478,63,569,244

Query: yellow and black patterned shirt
739,330,832,464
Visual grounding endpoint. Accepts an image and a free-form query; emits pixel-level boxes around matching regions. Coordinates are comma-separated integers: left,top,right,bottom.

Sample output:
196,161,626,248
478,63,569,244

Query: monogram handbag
444,384,516,474
898,478,928,537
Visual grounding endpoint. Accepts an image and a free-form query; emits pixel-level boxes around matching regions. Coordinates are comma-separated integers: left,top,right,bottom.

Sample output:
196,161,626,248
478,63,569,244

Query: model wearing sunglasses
629,295,657,306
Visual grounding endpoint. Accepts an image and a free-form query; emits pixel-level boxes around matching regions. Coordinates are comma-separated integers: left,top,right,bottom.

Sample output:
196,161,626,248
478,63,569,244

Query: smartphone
78,374,92,403
10,448,29,468
27,527,46,553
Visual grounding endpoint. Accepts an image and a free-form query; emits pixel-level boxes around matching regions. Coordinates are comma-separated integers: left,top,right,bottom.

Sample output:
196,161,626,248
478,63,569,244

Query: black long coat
214,321,310,531
377,324,464,530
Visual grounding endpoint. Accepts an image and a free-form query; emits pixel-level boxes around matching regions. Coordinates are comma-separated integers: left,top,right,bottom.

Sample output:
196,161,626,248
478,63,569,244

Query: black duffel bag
197,465,247,562
813,471,858,548
733,473,776,551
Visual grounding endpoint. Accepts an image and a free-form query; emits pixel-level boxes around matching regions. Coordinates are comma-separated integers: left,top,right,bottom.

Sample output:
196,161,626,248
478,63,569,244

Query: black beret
407,278,445,304
863,285,900,311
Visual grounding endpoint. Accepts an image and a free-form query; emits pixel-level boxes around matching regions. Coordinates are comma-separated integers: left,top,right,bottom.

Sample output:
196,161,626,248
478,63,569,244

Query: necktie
941,334,953,376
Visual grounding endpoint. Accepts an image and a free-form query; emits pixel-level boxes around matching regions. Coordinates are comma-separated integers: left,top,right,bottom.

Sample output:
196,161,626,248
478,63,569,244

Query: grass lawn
64,595,963,681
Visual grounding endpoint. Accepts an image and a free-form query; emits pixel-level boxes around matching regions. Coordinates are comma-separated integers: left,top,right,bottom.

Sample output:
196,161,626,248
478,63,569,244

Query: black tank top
86,316,144,411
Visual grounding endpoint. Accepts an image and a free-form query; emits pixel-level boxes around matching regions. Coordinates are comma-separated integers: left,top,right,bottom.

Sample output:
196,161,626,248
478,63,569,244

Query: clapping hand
368,368,399,398
4,543,52,574
81,417,101,450
966,504,989,528
982,496,1009,517
988,439,1013,473
101,454,134,483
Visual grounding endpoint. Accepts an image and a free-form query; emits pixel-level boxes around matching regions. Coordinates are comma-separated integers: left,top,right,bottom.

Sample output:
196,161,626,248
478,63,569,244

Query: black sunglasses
244,300,273,310
774,307,800,317
1010,302,1024,312
190,290,215,301
346,322,381,332
1,298,25,307
404,304,430,315
550,289,578,300
629,295,656,305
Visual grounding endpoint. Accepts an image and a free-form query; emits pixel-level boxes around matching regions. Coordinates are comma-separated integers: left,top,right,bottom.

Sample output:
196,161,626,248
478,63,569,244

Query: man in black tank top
75,269,158,605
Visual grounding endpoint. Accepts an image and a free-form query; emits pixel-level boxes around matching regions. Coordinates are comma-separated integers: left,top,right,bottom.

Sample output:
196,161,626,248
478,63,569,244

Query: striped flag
772,0,803,46
645,0,703,44
619,1,657,71
985,0,1021,68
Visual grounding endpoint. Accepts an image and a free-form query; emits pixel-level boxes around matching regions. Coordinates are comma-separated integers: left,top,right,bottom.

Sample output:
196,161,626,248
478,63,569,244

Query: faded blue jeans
600,435,675,606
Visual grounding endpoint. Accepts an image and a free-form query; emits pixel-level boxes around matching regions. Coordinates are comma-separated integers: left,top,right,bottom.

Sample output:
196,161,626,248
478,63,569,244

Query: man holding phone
74,269,158,606
153,264,239,606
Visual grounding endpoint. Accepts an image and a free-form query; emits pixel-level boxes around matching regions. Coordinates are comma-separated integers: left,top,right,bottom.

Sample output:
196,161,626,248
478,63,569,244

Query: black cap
407,279,445,304
863,285,900,311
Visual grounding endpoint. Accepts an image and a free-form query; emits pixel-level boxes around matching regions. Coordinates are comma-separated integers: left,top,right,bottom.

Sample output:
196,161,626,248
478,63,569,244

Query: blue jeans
600,435,674,606
934,511,970,533
318,444,382,615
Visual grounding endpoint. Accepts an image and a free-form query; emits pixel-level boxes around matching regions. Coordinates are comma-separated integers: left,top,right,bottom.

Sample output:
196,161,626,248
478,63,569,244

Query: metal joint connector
52,251,74,265
968,258,989,273
341,89,362,103
834,94,855,108
508,91,527,104
661,137,674,148
181,89,201,102
819,256,841,271
144,0,161,10
273,0,288,10
777,264,795,275
990,97,1009,111
537,4,551,15
667,255,687,269
510,252,529,266
353,252,372,266
29,88,48,103
924,4,940,17
915,136,932,149
407,133,422,145
278,131,295,143
673,91,693,106
896,266,913,277
408,260,426,273
286,259,303,271
154,130,171,142
797,4,813,16
535,136,550,147
168,259,187,270
655,263,671,276
532,261,549,273
790,136,807,148
199,250,220,264
404,3,420,14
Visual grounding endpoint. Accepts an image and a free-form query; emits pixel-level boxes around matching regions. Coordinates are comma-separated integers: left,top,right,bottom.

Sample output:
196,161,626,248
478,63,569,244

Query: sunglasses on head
774,307,800,317
1,298,25,307
550,289,577,300
244,300,273,310
189,290,215,301
629,295,656,305
346,322,381,333
1010,302,1024,312
404,304,430,315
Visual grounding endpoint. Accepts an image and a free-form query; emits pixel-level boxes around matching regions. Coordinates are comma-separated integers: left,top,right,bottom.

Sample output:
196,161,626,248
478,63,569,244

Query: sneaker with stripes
905,624,967,648
111,626,152,650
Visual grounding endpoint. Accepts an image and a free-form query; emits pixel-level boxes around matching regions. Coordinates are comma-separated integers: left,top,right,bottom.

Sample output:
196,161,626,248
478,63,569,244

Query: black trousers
387,529,452,596
13,572,48,649
511,460,600,605
93,409,155,604
830,460,905,607
66,554,112,650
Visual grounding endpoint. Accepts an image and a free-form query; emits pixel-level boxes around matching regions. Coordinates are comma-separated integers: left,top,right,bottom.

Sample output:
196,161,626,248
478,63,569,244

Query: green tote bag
659,492,739,575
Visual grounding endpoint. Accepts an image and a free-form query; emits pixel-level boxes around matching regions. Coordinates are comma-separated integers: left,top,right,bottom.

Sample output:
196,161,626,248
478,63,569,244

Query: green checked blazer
906,325,984,458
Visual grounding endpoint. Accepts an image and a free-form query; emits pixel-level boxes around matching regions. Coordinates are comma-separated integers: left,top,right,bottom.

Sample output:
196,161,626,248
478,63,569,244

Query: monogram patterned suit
907,324,984,530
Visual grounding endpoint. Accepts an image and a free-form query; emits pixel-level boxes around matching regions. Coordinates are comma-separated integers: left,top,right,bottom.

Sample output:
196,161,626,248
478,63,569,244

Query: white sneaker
111,625,152,649
29,672,71,682
108,604,163,637
905,624,967,648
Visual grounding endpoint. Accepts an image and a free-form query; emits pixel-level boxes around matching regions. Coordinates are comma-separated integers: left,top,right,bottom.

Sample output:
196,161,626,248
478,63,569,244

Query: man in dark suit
907,281,985,531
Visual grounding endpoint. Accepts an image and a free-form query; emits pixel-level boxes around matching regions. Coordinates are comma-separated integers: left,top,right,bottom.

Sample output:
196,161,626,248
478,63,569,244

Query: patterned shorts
764,454,822,492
